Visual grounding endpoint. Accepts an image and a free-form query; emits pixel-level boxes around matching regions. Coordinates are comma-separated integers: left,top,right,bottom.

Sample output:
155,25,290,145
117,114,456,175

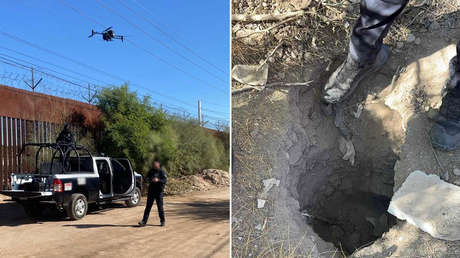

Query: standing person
322,0,460,151
56,123,75,171
56,123,75,147
139,159,167,227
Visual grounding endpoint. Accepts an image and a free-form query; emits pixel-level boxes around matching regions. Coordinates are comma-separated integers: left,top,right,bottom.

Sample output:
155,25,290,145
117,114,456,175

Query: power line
0,62,216,119
57,0,106,28
0,45,114,86
0,56,229,120
0,30,127,82
118,0,228,75
0,45,228,112
126,38,227,94
0,31,228,115
0,56,89,90
93,0,228,85
55,0,228,96
0,52,98,89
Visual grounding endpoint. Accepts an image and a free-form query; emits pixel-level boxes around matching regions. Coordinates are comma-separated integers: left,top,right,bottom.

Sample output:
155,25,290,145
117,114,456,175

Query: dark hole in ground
297,164,397,255
289,68,403,255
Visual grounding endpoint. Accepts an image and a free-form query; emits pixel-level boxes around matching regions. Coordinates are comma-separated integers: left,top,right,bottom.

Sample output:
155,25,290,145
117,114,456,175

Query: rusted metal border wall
0,85,101,190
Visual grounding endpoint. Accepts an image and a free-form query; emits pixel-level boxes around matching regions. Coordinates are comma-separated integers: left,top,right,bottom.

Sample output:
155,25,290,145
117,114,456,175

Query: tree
96,84,166,170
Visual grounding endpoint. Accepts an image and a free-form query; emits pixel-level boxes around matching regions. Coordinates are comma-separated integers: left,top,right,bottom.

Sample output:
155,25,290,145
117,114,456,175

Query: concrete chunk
388,170,460,241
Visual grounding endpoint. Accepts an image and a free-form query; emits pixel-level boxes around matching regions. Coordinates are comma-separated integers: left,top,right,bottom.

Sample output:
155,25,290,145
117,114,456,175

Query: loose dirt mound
165,169,229,195
190,169,230,192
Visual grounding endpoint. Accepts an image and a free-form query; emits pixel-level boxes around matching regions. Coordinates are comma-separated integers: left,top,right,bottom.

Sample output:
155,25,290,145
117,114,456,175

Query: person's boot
322,46,389,104
138,220,146,227
160,221,165,227
430,53,460,151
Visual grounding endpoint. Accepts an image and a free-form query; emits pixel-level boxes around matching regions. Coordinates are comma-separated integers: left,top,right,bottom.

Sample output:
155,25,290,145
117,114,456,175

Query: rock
442,170,450,181
454,168,460,176
257,199,266,208
231,64,269,86
396,42,404,49
338,136,356,166
262,178,280,196
407,34,416,43
415,38,421,45
388,170,460,241
429,21,441,31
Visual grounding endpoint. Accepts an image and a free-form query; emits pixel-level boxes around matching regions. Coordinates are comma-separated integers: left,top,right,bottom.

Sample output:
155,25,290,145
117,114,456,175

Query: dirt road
0,188,229,258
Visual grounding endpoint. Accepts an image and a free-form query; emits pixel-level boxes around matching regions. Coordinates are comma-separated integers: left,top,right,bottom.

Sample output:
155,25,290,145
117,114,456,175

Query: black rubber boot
138,220,146,227
430,53,460,151
322,45,389,104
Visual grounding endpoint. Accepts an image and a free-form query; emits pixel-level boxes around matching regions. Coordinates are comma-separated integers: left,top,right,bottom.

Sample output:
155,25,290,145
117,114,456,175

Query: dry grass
232,0,460,88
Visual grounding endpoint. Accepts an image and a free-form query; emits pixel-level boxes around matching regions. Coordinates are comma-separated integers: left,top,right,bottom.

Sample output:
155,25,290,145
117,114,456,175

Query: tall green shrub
96,84,166,170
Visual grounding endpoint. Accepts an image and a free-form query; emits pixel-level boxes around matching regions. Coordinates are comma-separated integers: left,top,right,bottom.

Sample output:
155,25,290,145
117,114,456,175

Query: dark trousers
350,0,408,64
142,187,165,223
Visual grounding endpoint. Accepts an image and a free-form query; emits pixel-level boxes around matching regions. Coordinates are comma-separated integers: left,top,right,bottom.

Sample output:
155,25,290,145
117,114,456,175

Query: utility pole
198,100,202,127
24,67,42,92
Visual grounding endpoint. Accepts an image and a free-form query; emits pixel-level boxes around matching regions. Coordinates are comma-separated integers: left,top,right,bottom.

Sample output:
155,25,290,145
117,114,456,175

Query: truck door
96,159,113,197
110,158,135,196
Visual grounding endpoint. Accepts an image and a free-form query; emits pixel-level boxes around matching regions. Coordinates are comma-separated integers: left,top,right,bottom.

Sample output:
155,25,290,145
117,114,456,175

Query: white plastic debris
231,64,269,86
262,178,280,196
255,224,262,231
388,170,460,241
257,199,266,209
353,103,364,118
338,136,356,166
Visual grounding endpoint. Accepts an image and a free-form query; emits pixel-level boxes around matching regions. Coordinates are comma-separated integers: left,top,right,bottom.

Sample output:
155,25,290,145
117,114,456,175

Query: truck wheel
66,194,88,220
125,187,141,207
23,203,42,218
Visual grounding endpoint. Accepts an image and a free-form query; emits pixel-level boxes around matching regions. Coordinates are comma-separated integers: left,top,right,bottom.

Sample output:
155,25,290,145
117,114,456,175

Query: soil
232,0,460,256
0,188,229,258
165,169,230,195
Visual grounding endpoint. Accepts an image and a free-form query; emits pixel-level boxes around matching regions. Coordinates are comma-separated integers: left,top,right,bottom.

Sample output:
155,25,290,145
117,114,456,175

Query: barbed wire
0,68,229,127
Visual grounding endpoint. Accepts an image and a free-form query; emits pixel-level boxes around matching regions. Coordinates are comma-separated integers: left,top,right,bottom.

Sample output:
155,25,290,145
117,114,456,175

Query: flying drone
88,27,124,42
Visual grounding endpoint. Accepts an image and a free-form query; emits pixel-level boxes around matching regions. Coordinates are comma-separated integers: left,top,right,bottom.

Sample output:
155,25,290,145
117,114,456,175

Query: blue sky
0,0,229,127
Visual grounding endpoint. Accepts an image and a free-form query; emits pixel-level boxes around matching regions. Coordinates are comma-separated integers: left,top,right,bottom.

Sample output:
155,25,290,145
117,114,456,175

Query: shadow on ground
62,223,161,228
166,200,229,222
0,198,130,226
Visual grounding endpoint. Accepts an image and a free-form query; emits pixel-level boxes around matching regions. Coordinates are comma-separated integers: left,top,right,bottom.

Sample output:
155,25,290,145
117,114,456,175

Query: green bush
95,84,229,182
96,84,166,170
166,118,229,177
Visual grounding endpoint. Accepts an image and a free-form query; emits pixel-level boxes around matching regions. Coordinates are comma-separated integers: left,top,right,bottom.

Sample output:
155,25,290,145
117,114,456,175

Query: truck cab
1,143,142,220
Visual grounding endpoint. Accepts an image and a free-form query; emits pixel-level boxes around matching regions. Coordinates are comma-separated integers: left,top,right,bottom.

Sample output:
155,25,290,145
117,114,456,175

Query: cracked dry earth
232,27,460,257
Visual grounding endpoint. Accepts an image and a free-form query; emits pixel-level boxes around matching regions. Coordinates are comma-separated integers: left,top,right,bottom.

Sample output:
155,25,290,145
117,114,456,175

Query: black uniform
350,0,409,64
56,124,75,154
141,168,167,224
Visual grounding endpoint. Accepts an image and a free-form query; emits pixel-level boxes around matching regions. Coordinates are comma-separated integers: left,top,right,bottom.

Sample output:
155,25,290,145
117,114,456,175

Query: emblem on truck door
64,182,72,191
77,178,86,185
